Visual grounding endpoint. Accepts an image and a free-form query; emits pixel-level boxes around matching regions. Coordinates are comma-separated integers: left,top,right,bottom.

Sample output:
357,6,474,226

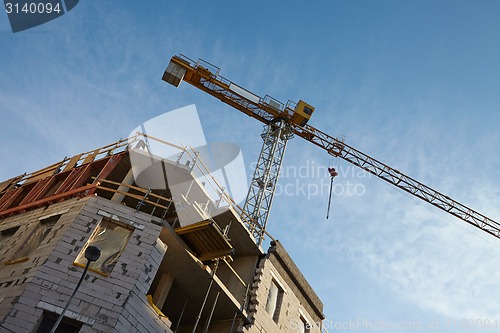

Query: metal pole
150,190,165,217
191,280,214,333
50,262,89,332
191,260,219,333
174,298,188,333
326,176,334,219
50,246,100,333
202,292,220,333
135,189,151,212
229,312,238,333
229,283,250,333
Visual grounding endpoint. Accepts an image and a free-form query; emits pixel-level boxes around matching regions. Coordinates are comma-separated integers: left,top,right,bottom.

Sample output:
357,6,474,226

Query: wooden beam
62,153,83,172
86,154,124,196
152,272,174,309
0,184,94,218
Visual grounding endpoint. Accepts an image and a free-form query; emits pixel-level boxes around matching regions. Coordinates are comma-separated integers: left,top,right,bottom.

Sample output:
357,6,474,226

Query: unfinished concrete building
0,135,325,333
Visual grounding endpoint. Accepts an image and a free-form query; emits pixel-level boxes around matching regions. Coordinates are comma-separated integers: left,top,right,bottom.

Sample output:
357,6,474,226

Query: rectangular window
298,315,311,333
74,218,133,276
6,215,59,264
0,226,19,247
0,226,20,262
265,280,284,323
35,311,82,332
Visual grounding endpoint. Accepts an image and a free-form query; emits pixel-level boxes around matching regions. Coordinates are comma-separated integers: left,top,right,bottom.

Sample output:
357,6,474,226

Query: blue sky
2,1,500,332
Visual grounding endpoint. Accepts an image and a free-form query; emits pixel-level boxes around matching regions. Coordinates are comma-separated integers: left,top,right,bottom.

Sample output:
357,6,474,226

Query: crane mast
162,54,500,243
242,120,292,245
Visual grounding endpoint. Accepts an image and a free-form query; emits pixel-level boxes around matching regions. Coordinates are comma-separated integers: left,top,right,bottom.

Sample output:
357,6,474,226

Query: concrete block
0,321,26,333
13,302,35,315
80,303,101,318
92,279,115,292
42,259,70,274
17,295,39,309
20,309,42,324
4,313,36,330
115,319,131,333
91,320,113,332
79,324,96,333
93,297,114,311
111,284,130,295
75,292,95,305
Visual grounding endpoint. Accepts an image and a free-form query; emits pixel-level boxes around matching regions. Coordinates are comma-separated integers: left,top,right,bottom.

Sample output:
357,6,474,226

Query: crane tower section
163,55,314,244
243,120,293,244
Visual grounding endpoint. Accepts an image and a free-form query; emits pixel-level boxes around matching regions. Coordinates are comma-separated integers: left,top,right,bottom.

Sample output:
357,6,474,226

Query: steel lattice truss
242,121,292,245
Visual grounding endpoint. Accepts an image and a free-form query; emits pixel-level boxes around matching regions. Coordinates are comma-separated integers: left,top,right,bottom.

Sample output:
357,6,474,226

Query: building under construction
0,134,325,332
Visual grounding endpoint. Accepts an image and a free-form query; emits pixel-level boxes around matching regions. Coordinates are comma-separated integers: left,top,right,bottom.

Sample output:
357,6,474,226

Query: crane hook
328,167,338,178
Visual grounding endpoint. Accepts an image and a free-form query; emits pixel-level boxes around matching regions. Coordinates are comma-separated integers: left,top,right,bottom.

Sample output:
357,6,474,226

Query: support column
152,272,174,309
111,168,136,203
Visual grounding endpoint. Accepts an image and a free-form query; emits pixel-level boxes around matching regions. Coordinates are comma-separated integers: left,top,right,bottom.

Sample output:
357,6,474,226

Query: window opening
74,217,133,276
0,226,19,248
0,226,20,262
265,279,284,323
6,215,60,264
298,315,311,333
35,311,83,333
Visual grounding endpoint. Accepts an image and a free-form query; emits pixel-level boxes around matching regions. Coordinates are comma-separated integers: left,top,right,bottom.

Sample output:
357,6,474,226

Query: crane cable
326,161,339,219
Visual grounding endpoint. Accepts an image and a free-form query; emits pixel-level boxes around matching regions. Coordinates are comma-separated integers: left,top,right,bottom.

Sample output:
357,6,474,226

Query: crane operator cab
291,100,315,126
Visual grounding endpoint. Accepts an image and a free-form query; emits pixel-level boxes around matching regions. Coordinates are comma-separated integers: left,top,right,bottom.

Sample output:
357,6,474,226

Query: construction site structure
0,135,325,333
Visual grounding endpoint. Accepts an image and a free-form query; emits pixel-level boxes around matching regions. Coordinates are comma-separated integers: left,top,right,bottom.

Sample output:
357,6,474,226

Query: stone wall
0,196,172,332
245,243,323,333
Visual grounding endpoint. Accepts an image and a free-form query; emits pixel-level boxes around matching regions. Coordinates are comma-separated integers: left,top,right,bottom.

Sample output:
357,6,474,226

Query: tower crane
162,54,500,246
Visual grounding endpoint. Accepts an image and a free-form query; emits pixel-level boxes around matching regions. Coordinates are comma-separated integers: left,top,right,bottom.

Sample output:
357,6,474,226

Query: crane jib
162,54,500,242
